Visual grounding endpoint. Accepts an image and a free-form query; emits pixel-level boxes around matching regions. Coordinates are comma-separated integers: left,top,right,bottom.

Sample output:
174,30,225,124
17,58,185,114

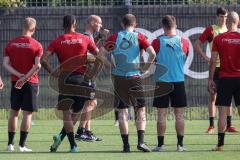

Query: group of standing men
1,7,240,153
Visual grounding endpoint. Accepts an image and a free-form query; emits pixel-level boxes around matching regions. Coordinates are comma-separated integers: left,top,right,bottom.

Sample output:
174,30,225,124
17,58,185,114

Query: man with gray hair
3,17,43,152
209,11,240,151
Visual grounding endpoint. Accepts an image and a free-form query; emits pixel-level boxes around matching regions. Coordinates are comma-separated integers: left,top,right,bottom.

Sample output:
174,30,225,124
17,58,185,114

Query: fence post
125,0,132,6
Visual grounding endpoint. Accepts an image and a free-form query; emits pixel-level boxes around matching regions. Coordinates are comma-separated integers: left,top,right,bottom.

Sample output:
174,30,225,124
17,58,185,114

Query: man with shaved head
209,11,240,151
3,17,43,152
74,15,109,142
194,7,238,134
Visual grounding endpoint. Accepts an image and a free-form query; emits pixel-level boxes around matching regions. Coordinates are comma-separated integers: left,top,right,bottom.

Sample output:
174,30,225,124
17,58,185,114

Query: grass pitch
0,120,240,160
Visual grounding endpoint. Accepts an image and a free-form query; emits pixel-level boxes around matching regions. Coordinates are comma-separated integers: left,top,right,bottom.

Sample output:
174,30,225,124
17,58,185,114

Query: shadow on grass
0,149,240,154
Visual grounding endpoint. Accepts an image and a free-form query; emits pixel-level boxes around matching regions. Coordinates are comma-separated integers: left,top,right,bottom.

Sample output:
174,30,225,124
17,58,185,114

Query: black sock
157,136,164,147
115,110,118,121
134,111,137,121
227,116,232,128
67,132,77,149
217,132,225,147
60,127,66,141
121,134,129,146
209,117,214,127
8,132,15,145
177,134,184,146
19,131,28,147
77,127,85,134
137,130,144,144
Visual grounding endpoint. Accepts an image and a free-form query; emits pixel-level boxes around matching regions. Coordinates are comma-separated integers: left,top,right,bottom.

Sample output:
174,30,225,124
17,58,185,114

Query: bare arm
41,51,54,74
84,48,104,80
98,47,112,67
15,56,42,89
24,56,41,79
194,39,210,62
141,46,156,72
0,76,4,89
3,56,24,78
208,51,218,94
94,29,109,45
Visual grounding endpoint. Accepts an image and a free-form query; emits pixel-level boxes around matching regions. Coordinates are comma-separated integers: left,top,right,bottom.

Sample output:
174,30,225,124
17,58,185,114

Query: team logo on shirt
61,39,83,45
222,38,240,44
12,43,30,48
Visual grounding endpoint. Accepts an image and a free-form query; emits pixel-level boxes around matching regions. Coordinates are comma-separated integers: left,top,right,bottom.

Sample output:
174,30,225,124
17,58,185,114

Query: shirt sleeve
103,34,117,51
199,26,214,43
181,37,189,56
138,33,150,50
212,36,219,53
47,39,57,53
4,44,10,57
151,38,160,54
36,43,43,57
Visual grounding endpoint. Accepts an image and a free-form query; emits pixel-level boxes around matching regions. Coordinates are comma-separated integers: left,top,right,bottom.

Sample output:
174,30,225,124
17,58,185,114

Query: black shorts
58,72,96,113
11,82,39,112
153,81,187,108
213,67,220,86
113,75,145,109
216,77,240,107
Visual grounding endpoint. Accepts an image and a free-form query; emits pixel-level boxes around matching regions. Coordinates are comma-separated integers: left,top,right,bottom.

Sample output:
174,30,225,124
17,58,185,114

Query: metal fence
1,0,239,7
0,4,240,119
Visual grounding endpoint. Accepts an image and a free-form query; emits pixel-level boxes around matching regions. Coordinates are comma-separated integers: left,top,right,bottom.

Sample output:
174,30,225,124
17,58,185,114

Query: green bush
0,0,24,7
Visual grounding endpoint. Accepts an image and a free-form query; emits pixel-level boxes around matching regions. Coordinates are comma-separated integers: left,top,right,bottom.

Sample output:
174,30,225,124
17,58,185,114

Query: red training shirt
47,32,97,74
212,31,240,78
199,26,214,43
4,36,43,83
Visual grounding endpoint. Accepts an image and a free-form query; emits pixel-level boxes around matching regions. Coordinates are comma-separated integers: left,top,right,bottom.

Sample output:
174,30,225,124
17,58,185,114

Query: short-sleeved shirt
212,31,240,78
152,35,189,82
4,36,43,83
47,32,97,74
199,25,227,67
104,32,150,52
104,31,150,76
151,36,189,55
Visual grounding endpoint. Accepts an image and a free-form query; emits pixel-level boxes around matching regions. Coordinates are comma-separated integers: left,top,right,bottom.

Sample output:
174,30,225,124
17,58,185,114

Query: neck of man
228,25,238,32
65,28,75,34
85,26,94,35
164,29,176,36
125,26,135,32
22,31,32,37
217,22,226,28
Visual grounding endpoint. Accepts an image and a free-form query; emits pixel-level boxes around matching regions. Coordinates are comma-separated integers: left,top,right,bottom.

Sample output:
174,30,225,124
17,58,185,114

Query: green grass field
0,120,240,160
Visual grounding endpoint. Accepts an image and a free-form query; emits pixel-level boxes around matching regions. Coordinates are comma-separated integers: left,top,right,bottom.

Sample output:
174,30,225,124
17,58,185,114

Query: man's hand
99,28,110,39
208,79,217,94
203,54,210,62
15,76,28,89
51,68,61,78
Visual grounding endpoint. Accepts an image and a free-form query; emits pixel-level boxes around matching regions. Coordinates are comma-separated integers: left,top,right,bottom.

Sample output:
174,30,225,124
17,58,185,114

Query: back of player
3,17,42,152
101,14,156,152
152,15,189,152
210,11,240,151
41,15,99,153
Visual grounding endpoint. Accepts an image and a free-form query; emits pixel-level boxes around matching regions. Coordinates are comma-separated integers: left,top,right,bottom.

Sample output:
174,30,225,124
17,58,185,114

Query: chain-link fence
0,3,239,119
1,0,239,7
